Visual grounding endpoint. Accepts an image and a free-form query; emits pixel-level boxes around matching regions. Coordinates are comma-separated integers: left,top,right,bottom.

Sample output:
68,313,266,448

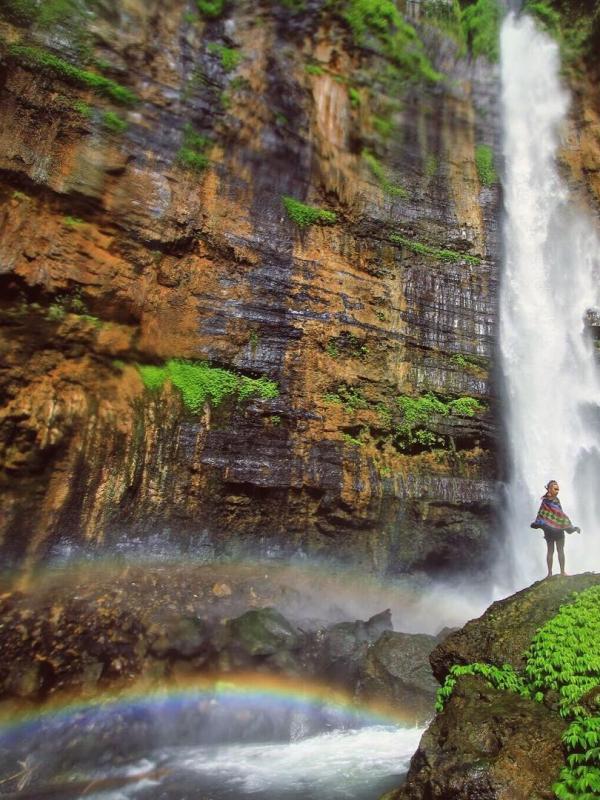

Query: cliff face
0,0,503,577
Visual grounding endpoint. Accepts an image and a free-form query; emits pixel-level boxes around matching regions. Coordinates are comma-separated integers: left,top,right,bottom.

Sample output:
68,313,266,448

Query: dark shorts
543,527,565,545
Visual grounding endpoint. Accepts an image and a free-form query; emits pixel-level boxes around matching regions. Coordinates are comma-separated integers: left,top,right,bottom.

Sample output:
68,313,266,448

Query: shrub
461,0,503,62
282,196,337,228
137,360,279,412
176,124,211,172
196,0,226,18
207,42,242,72
341,0,441,83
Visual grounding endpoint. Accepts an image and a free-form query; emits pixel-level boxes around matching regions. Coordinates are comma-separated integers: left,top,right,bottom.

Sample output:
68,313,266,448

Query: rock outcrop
0,0,503,578
388,573,600,800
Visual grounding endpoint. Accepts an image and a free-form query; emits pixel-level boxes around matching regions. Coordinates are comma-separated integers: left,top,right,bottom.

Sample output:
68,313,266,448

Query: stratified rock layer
1,1,503,575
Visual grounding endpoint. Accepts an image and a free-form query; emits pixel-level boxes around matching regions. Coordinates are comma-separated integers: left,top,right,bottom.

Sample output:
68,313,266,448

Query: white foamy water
499,13,600,587
90,726,424,800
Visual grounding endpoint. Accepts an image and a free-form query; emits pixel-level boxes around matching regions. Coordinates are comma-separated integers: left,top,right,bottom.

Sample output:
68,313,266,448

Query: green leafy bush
137,360,279,412
436,663,527,712
207,42,242,72
196,0,226,18
177,124,211,172
340,0,441,83
390,233,481,265
282,196,337,228
395,392,485,449
8,45,137,105
461,0,503,61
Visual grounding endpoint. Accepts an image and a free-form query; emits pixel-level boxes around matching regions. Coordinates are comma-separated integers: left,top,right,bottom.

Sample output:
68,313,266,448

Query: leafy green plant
395,392,484,449
196,0,226,18
435,585,600,800
177,124,211,172
207,42,242,72
423,0,466,53
63,215,85,228
102,111,128,134
73,99,93,118
305,63,325,76
475,144,497,187
348,87,361,108
340,0,441,83
373,115,393,138
282,196,337,228
8,45,137,105
137,360,279,412
324,386,369,412
390,233,481,265
461,0,503,62
362,149,407,198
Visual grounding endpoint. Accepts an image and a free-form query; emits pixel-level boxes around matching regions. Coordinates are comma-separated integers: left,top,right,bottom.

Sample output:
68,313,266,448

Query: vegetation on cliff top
424,0,503,61
524,0,600,65
336,0,442,82
138,360,279,412
437,585,600,800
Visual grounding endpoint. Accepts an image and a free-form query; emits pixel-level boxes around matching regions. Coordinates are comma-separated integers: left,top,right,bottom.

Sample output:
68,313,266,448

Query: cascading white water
500,13,600,586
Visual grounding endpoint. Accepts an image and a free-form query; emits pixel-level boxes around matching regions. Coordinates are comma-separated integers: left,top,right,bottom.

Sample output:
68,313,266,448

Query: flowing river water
499,12,600,588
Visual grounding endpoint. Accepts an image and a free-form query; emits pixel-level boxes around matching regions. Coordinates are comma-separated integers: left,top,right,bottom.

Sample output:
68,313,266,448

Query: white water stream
499,13,600,586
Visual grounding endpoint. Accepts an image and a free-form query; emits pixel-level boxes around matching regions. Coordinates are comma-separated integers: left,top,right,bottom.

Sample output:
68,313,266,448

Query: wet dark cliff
1,0,505,578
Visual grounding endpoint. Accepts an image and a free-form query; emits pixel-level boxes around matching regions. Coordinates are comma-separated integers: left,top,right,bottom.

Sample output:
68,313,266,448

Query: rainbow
0,672,421,742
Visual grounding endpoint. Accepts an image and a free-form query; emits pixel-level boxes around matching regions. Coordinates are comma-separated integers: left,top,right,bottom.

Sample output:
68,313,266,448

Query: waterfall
499,13,600,586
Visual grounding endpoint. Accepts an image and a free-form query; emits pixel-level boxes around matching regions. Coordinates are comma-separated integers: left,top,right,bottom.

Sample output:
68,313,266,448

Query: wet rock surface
0,563,438,724
0,0,503,580
386,574,600,800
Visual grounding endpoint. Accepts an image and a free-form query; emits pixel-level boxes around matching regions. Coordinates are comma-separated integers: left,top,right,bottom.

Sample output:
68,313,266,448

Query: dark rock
430,573,600,682
227,607,300,657
149,616,209,659
393,675,566,800
357,630,438,723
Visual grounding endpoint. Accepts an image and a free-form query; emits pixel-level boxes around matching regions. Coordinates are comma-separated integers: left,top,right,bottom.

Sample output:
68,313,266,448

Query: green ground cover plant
137,360,279,412
102,111,128,133
436,585,600,800
282,196,337,228
475,144,497,186
395,393,484,449
390,233,481,265
461,0,503,61
196,0,226,18
339,0,441,83
8,45,137,105
177,124,211,172
207,42,242,72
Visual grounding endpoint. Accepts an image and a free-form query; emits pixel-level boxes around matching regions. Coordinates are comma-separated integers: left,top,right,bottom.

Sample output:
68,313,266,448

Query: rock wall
0,0,504,577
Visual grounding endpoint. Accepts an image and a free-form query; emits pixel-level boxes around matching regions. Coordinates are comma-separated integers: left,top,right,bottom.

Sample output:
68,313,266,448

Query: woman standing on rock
530,480,580,578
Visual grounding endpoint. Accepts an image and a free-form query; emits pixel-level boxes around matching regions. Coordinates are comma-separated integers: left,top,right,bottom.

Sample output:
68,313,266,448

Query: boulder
392,675,566,800
430,573,600,682
227,607,300,657
357,630,438,723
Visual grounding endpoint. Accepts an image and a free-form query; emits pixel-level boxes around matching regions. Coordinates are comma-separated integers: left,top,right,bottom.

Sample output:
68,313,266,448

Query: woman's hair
545,480,558,490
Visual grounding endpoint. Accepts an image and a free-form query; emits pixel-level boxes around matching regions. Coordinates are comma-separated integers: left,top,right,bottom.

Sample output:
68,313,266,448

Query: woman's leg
557,540,566,575
546,540,555,577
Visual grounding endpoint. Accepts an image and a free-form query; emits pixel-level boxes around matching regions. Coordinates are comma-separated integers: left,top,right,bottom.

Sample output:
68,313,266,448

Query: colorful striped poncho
531,496,573,531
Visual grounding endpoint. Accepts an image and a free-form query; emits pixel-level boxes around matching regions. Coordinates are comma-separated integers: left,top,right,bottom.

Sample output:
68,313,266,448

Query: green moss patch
390,233,481,265
196,0,226,18
8,45,137,105
177,124,211,172
207,42,242,72
362,150,407,198
137,360,279,412
282,196,337,228
475,144,497,187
